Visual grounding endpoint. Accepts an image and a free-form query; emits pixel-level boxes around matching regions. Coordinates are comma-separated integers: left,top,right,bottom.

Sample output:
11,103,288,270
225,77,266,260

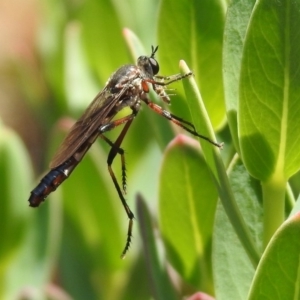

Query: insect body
29,46,222,257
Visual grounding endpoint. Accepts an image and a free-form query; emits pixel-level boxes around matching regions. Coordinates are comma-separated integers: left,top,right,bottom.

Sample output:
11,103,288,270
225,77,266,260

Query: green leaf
290,194,300,217
120,254,151,300
4,192,64,299
37,0,68,112
248,212,300,300
0,124,33,297
180,60,260,266
0,125,59,298
137,194,178,300
239,0,300,181
0,124,32,264
223,0,256,151
158,0,227,128
64,22,99,115
159,135,218,292
213,155,263,300
239,0,300,245
179,61,222,173
111,0,159,47
80,0,127,84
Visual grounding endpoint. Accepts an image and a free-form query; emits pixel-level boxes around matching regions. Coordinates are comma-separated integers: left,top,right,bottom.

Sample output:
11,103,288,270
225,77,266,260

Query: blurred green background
0,0,228,299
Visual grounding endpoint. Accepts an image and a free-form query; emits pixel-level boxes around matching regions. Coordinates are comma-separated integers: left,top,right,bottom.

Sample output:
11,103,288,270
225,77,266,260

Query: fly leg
99,113,137,194
100,135,127,194
98,113,136,258
154,72,193,83
142,98,223,148
148,72,193,104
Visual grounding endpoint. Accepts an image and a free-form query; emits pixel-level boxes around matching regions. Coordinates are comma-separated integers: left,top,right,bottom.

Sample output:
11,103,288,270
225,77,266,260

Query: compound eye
149,58,159,75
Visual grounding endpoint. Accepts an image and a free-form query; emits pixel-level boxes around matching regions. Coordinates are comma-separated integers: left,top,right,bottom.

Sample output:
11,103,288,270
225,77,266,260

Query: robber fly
28,46,222,258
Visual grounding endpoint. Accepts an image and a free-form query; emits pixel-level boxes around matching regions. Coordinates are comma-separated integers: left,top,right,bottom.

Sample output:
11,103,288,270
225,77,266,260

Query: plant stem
262,179,286,248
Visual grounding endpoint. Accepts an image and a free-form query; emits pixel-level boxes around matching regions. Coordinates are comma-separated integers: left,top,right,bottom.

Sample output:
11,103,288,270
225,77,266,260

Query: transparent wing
50,86,127,168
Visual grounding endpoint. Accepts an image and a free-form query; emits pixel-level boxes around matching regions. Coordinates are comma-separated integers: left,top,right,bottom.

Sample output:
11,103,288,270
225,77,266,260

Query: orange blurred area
0,0,37,60
0,0,45,168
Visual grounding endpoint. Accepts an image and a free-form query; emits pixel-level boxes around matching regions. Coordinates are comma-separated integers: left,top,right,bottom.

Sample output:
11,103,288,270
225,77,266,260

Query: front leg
151,72,193,104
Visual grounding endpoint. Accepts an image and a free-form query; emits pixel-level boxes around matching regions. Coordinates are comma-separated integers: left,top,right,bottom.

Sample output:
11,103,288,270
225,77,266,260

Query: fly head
137,45,160,78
